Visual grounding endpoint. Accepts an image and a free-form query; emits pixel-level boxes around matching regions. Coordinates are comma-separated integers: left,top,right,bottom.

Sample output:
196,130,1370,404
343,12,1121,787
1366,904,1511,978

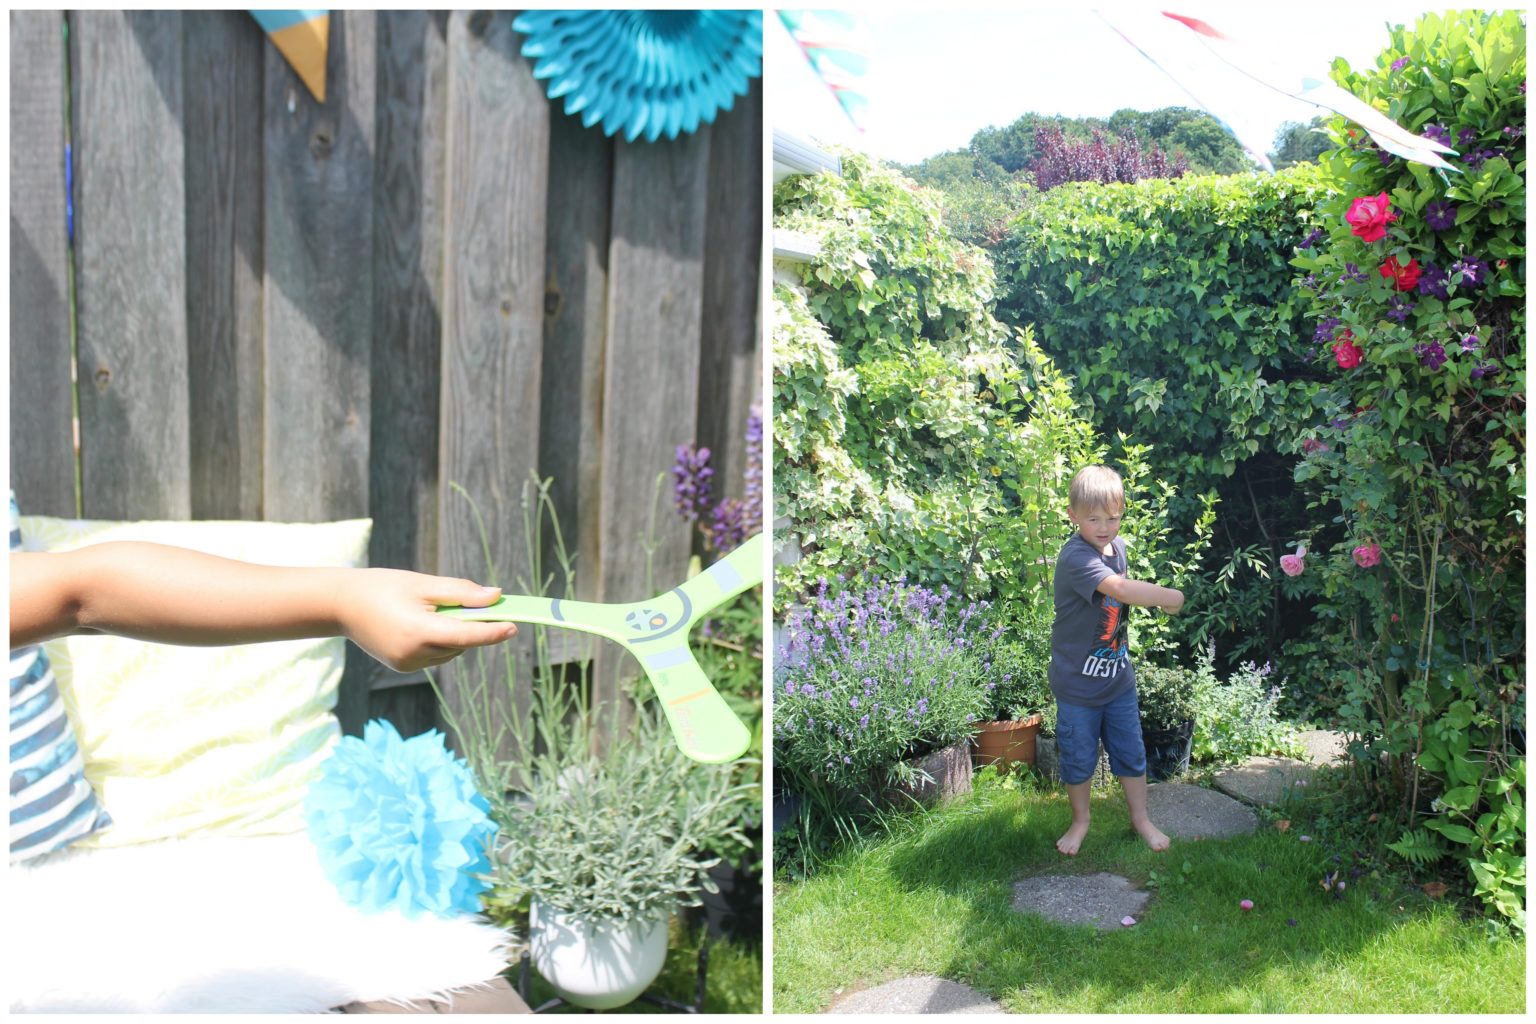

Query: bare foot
1056,819,1090,855
1134,819,1170,852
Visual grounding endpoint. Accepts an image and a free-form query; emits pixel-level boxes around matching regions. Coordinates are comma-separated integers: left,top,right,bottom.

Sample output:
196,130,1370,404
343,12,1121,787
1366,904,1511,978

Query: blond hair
1069,465,1124,514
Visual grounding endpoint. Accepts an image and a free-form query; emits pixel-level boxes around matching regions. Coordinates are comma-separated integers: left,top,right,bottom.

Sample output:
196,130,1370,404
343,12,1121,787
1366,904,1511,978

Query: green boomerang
437,532,762,764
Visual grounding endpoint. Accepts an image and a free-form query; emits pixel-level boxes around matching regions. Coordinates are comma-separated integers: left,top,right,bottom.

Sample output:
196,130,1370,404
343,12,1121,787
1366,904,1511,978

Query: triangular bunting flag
251,10,330,104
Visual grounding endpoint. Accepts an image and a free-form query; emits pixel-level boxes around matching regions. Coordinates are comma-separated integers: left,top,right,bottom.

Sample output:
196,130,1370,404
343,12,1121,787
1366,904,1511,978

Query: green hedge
992,166,1333,488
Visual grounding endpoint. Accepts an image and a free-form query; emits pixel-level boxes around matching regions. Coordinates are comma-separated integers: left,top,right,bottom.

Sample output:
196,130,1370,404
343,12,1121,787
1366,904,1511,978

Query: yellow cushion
19,516,372,847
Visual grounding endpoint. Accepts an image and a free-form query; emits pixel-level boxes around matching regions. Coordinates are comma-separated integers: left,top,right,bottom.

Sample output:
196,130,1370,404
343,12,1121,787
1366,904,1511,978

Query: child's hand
338,569,516,673
1161,590,1186,615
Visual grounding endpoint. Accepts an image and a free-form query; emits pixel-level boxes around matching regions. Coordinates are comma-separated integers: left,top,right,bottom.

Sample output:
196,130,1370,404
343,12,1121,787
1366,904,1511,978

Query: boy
10,541,517,671
1050,465,1183,855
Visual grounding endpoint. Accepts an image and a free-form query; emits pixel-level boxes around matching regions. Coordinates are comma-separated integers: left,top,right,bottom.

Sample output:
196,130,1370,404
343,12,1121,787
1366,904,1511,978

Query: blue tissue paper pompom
513,10,763,143
306,719,496,919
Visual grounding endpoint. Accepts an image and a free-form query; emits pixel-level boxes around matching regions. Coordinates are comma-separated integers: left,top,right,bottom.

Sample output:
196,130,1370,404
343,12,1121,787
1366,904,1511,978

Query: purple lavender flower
859,715,869,729
1424,200,1457,231
1416,262,1450,299
1415,340,1447,370
1422,123,1452,147
1298,227,1324,250
1391,56,1410,71
671,444,714,522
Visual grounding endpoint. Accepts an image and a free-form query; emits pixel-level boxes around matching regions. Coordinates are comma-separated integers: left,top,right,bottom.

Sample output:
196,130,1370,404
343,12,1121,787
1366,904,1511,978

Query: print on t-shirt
1082,593,1129,679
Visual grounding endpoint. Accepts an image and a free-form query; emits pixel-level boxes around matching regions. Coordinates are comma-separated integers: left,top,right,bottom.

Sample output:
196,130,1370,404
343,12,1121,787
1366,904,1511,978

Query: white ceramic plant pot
528,900,669,1010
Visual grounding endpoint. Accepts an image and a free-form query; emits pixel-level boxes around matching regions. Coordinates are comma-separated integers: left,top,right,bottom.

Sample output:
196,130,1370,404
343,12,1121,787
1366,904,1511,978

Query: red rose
1346,193,1397,242
1333,332,1363,369
1379,255,1421,291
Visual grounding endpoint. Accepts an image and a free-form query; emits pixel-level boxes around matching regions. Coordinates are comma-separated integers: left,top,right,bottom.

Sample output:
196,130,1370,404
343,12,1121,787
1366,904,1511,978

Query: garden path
824,975,1002,1014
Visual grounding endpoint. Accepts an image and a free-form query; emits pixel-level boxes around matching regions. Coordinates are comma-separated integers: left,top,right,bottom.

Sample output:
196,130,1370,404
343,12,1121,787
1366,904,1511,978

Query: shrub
1190,658,1305,766
773,150,1101,624
1026,124,1187,191
773,577,992,793
976,611,1051,721
1135,654,1212,732
1284,11,1524,930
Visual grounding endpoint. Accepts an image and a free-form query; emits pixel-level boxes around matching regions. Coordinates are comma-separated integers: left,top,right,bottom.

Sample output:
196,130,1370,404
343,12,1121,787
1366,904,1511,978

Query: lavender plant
673,404,763,554
773,577,992,792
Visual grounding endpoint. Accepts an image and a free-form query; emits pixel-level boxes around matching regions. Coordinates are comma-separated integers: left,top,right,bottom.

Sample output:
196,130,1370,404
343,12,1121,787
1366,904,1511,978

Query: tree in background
1270,116,1333,170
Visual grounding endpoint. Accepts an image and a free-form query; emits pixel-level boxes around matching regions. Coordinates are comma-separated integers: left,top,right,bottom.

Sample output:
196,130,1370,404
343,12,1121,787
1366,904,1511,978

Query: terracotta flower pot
972,714,1044,774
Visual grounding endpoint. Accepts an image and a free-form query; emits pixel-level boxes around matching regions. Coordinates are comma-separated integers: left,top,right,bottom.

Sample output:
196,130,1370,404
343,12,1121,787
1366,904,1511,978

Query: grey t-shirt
1048,534,1136,707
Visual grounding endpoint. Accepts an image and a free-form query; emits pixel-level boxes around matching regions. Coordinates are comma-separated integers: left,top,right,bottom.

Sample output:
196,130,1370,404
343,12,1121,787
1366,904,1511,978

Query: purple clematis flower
1414,340,1446,370
1424,200,1457,231
1422,123,1452,147
1416,262,1450,299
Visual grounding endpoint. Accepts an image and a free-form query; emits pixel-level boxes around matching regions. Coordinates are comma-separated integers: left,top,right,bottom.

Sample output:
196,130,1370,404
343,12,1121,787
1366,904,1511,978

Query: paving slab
1146,782,1258,839
1011,871,1150,931
825,976,1002,1014
1296,729,1349,765
1213,756,1317,807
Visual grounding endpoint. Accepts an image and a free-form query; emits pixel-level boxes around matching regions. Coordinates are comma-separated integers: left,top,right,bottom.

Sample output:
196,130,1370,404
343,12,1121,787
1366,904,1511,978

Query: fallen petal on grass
1299,835,1312,843
1240,899,1254,911
1287,918,1299,927
1121,916,1137,927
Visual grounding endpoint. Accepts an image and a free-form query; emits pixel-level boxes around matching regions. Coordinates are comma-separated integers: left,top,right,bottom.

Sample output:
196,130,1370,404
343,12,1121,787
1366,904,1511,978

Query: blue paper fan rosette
513,10,763,143
306,719,495,919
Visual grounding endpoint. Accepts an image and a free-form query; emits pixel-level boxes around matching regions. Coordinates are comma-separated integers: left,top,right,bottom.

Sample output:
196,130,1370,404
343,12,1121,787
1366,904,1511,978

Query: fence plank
9,11,74,517
362,11,450,731
697,78,764,534
593,131,713,737
263,12,377,735
436,11,550,756
538,113,612,602
262,10,375,524
369,10,448,583
184,11,265,521
72,11,189,520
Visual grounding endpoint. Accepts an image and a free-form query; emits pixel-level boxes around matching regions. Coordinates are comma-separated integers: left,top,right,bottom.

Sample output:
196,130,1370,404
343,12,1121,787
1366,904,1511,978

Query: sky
769,4,1474,167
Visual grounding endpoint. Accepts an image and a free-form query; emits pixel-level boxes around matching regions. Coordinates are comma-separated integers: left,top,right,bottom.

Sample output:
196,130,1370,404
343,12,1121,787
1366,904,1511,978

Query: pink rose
1346,193,1397,242
1280,545,1307,577
1352,543,1382,568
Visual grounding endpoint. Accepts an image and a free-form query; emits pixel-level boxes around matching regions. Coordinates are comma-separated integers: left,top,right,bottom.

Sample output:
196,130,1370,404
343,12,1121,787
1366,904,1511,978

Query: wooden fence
9,10,763,744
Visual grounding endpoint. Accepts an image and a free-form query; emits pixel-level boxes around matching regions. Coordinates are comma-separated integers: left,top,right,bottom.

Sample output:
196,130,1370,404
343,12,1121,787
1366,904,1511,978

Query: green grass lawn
773,774,1525,1013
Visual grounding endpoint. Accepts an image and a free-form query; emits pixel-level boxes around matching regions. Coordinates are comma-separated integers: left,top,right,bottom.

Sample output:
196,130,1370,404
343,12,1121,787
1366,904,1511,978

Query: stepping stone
1296,729,1349,765
1011,871,1149,931
826,976,1002,1014
1146,782,1257,839
1213,757,1317,807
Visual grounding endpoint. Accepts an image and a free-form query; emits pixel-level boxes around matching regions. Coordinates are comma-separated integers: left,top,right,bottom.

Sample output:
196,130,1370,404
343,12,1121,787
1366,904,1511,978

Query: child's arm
1097,575,1184,614
9,542,517,672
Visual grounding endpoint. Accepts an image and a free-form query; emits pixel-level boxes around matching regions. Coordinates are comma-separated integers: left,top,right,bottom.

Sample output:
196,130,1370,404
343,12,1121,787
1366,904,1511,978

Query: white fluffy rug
7,831,514,1012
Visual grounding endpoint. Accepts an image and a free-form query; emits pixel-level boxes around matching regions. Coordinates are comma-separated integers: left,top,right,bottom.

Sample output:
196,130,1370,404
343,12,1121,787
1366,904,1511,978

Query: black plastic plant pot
690,855,763,945
1141,718,1194,782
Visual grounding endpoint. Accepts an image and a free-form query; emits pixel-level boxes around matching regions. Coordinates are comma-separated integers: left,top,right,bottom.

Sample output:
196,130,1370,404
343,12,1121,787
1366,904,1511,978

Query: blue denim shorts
1055,687,1148,784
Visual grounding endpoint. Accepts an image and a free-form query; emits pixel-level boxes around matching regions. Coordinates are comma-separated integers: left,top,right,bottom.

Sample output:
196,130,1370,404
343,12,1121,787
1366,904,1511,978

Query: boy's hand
1160,590,1186,615
338,569,516,673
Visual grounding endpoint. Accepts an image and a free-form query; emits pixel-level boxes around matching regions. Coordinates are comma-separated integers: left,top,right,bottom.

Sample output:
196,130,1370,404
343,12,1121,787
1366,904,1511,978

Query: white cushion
19,516,371,847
